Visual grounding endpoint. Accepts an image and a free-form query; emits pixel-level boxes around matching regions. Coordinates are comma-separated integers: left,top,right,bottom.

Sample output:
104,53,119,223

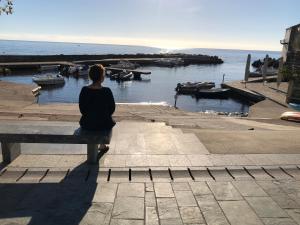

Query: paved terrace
1,120,300,224
1,81,300,224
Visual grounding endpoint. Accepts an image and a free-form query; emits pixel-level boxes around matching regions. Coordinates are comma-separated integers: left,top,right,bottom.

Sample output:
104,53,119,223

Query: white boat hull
32,75,65,86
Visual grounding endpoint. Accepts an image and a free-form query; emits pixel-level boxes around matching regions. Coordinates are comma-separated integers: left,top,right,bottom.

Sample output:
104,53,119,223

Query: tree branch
0,0,13,15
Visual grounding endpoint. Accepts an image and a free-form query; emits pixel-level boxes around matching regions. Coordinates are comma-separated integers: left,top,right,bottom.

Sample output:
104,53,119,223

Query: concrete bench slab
0,123,112,164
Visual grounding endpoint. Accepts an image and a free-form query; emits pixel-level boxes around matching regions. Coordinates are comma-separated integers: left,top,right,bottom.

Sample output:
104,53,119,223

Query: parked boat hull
32,75,65,86
176,82,215,94
195,88,231,98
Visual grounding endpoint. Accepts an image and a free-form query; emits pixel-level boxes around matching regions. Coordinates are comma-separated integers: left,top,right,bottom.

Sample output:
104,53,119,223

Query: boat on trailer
176,82,215,94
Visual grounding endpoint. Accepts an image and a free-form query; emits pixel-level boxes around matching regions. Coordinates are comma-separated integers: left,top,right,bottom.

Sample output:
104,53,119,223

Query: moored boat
32,74,65,86
68,65,89,77
116,71,133,81
110,73,119,80
195,88,231,98
176,82,215,94
110,70,133,81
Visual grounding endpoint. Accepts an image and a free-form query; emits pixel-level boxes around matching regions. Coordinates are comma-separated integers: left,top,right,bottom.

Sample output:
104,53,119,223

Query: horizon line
0,38,281,53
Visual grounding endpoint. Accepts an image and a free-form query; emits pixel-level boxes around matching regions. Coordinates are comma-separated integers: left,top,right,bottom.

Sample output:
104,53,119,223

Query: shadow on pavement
0,154,103,225
0,162,6,172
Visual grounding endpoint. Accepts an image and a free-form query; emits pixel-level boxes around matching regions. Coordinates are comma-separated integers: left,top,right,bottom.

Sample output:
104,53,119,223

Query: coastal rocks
252,58,279,69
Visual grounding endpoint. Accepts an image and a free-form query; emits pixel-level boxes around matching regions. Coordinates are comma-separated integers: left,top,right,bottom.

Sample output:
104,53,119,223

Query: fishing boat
68,65,89,76
116,71,133,81
175,82,215,94
76,65,89,77
195,88,231,98
110,70,133,81
109,73,119,80
32,74,65,86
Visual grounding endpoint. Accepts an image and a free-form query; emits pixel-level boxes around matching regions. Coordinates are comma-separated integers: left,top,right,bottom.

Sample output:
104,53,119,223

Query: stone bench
0,123,112,164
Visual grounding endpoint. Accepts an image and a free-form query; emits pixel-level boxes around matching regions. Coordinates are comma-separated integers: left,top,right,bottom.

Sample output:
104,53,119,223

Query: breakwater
0,53,223,70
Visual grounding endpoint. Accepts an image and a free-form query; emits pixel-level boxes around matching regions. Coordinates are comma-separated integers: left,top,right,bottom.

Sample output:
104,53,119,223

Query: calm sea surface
0,40,281,113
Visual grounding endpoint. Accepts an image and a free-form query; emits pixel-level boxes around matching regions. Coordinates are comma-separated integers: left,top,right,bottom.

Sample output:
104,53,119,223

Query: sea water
0,40,281,113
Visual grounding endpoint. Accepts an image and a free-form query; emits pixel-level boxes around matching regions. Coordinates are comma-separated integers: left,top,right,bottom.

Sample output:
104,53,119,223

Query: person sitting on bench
78,64,116,152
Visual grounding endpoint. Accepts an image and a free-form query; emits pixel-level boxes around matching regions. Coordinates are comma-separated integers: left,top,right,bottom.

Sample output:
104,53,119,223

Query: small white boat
68,65,89,76
68,66,78,74
32,74,65,85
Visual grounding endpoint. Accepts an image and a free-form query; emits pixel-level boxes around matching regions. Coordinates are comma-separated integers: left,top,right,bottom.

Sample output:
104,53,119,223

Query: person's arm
79,87,88,115
107,88,115,115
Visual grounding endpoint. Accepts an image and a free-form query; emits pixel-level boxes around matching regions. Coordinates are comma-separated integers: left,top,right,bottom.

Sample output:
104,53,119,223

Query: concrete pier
222,80,296,119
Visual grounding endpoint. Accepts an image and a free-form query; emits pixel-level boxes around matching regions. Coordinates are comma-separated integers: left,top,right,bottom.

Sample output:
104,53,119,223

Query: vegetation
0,0,13,15
281,65,300,81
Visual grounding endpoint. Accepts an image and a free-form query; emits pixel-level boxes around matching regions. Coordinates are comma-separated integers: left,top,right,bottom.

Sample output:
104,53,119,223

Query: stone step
1,165,299,183
7,153,300,169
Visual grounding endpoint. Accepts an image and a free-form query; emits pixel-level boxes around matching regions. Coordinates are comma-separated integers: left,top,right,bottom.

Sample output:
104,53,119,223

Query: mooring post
262,54,269,84
277,57,284,89
244,54,251,88
174,94,178,109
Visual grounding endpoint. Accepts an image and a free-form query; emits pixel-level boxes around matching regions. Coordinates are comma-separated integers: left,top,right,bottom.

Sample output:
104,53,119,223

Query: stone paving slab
207,182,243,201
195,194,230,225
219,201,263,225
232,181,268,197
7,153,300,169
179,206,204,224
157,198,181,220
245,196,288,218
262,217,298,225
112,197,144,220
1,177,300,224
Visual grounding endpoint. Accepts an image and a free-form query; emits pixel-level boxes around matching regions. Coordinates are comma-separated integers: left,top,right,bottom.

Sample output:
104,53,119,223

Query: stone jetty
0,53,223,71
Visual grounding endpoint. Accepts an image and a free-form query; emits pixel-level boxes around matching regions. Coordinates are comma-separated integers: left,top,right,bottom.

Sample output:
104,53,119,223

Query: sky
0,0,299,51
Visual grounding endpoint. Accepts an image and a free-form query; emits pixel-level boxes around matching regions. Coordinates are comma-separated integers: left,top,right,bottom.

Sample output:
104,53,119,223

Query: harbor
1,1,300,224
